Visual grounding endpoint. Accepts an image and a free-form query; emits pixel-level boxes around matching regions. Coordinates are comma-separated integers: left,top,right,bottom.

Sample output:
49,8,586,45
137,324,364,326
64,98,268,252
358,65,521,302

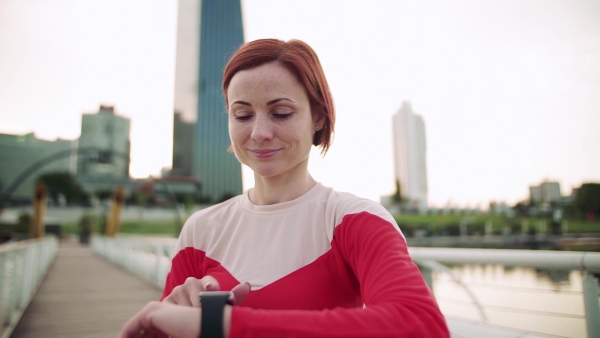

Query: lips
250,148,281,159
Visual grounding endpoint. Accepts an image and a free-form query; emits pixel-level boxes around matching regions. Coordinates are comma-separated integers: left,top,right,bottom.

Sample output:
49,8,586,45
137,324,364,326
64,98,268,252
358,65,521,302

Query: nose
251,116,274,142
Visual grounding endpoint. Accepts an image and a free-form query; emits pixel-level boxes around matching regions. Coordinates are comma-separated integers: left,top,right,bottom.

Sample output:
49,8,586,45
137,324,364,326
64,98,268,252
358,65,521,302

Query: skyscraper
529,181,562,205
392,101,428,211
76,105,131,196
171,112,194,177
173,0,244,202
77,105,130,179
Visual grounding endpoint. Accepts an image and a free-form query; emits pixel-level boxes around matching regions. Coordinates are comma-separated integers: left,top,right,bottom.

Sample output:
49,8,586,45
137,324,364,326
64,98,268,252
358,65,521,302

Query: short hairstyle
223,38,335,155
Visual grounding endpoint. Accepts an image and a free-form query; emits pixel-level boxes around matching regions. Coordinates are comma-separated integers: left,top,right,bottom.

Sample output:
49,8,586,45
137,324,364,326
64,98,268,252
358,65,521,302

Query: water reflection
536,268,571,286
434,264,593,337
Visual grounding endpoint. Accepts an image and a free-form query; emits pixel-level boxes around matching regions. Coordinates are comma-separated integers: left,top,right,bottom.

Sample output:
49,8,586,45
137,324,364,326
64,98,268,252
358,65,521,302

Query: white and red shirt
162,183,449,337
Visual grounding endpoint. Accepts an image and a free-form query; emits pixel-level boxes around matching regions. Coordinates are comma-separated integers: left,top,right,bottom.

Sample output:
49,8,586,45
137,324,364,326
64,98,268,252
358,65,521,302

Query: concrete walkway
11,239,162,338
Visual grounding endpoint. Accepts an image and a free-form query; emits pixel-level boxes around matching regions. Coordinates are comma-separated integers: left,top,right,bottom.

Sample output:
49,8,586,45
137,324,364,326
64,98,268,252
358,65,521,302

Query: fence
0,236,59,338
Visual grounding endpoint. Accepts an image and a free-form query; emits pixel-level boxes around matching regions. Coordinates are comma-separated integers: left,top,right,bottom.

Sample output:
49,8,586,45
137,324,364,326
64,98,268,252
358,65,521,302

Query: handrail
416,259,488,322
408,247,600,271
409,247,600,338
91,236,175,289
0,236,59,338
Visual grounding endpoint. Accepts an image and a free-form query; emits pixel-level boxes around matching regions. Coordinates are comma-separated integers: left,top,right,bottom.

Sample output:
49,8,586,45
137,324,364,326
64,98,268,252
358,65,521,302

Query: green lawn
3,212,600,239
394,213,600,236
60,218,180,237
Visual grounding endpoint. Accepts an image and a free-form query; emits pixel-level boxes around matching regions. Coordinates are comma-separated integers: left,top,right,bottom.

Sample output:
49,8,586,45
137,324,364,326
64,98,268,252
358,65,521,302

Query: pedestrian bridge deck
10,239,162,338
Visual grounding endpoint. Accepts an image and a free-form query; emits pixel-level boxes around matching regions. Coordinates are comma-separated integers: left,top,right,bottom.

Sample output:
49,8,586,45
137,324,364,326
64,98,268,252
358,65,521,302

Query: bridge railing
409,247,600,338
91,236,175,289
91,236,600,337
0,236,59,338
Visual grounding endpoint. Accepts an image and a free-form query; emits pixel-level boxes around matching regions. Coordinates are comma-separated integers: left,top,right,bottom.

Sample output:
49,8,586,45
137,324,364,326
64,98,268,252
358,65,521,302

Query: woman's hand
119,301,200,338
163,276,221,306
163,276,251,307
121,282,250,338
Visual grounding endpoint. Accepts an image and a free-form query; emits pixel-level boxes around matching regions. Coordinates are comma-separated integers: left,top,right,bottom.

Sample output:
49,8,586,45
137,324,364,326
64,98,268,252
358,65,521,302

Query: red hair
223,39,335,155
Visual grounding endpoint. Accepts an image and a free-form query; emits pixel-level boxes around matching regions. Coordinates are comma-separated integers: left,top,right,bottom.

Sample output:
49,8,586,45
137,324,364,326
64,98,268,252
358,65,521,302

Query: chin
252,167,283,178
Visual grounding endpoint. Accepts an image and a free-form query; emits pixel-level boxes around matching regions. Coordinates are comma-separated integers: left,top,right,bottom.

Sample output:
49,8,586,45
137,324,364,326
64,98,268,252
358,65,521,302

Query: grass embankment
394,213,600,236
61,219,180,237
5,213,600,239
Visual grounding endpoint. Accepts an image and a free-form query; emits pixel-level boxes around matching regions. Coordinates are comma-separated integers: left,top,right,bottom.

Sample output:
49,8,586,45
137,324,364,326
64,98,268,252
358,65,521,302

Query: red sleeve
160,247,206,300
229,212,450,337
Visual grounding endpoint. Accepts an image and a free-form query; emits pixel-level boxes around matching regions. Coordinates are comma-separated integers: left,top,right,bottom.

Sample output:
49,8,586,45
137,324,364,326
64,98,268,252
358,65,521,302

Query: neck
250,171,316,205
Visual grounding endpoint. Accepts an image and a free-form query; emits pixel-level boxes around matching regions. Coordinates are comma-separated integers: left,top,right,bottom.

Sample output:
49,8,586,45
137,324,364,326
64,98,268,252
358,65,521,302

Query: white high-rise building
392,101,428,211
172,0,200,123
529,181,562,204
77,105,130,178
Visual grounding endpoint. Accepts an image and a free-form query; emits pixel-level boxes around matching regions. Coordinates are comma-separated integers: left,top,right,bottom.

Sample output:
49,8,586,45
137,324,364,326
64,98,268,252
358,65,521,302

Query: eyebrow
267,98,295,105
230,98,295,108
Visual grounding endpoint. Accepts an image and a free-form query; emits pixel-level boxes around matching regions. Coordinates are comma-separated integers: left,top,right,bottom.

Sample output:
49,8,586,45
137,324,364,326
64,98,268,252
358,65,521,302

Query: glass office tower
173,0,244,202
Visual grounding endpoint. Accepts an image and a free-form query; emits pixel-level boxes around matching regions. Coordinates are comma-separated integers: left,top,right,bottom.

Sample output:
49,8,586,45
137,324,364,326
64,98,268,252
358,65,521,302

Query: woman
120,38,449,338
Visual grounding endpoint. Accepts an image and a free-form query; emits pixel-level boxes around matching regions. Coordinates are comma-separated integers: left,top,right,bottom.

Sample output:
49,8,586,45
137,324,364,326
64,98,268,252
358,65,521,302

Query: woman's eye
273,113,292,120
234,115,252,121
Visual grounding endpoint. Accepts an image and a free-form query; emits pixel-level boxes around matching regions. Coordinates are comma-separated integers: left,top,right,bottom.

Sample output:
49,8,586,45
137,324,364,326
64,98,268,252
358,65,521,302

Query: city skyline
1,0,599,207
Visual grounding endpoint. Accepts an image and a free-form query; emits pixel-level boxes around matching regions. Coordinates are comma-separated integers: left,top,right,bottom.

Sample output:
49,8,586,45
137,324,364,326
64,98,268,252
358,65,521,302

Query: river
433,264,594,337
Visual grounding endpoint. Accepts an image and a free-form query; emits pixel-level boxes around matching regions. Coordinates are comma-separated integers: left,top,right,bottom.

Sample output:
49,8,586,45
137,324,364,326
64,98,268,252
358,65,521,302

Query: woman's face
227,61,319,181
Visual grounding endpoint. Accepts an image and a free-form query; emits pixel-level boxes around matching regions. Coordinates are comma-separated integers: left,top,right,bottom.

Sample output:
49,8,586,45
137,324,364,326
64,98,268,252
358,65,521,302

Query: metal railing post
583,270,600,338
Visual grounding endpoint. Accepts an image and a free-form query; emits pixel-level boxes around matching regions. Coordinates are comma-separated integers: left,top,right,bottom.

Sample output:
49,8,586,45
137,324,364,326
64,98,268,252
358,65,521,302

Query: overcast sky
1,0,599,208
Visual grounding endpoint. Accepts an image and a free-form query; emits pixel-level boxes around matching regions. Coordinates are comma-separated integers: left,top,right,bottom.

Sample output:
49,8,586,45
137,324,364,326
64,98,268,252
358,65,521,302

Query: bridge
1,237,162,337
2,236,599,338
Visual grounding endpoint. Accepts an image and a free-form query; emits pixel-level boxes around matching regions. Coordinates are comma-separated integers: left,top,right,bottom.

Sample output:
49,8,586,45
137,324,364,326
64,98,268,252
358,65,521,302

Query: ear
312,108,325,132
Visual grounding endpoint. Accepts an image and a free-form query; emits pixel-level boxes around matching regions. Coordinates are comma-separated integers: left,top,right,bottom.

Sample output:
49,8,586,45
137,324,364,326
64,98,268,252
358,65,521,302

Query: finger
119,312,145,337
162,276,221,307
189,276,218,306
162,285,194,306
119,302,159,338
231,282,251,305
120,302,198,338
185,277,206,306
201,275,221,292
140,327,167,338
163,277,203,306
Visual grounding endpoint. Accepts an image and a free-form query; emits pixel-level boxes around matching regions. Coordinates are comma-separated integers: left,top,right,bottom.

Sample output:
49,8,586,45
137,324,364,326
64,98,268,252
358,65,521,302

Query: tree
574,183,600,220
512,200,530,217
0,176,4,209
392,179,404,204
37,172,88,205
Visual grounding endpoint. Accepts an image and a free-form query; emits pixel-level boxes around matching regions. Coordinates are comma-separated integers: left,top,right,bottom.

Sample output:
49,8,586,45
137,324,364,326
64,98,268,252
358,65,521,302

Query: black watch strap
199,292,233,338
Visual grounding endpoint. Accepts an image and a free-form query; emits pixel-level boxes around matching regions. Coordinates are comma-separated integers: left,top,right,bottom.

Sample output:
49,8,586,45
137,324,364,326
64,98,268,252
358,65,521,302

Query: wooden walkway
10,239,163,338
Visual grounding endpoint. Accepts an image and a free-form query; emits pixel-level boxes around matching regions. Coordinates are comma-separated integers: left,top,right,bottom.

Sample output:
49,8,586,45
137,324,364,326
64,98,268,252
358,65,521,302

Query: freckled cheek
229,124,249,143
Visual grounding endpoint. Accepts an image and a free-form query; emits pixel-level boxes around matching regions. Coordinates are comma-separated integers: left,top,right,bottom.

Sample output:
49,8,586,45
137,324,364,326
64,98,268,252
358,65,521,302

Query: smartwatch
199,291,235,338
